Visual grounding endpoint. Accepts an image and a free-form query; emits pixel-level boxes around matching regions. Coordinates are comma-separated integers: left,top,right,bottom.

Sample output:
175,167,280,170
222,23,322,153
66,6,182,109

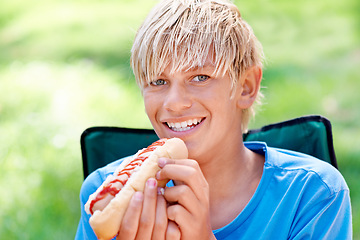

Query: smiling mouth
166,118,204,132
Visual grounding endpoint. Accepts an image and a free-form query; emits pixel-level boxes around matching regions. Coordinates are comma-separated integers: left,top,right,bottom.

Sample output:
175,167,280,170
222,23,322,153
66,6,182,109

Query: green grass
0,0,359,239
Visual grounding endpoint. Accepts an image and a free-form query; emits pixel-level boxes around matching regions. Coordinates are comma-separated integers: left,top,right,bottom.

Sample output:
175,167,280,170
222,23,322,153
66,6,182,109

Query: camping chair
80,115,338,179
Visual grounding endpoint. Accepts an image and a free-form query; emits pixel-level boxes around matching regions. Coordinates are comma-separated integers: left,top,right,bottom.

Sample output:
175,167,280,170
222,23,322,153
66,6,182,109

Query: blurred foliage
0,0,359,239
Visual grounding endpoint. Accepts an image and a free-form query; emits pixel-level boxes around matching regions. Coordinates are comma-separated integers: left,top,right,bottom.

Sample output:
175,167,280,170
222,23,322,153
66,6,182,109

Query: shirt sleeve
75,170,105,240
289,188,352,240
75,158,127,240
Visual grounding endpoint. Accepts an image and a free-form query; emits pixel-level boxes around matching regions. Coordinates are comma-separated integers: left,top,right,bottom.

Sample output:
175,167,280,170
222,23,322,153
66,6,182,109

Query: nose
163,83,192,112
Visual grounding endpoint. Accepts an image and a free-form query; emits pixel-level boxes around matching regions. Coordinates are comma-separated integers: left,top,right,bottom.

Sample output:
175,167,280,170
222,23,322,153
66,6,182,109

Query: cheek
144,97,153,115
210,90,234,109
143,94,159,120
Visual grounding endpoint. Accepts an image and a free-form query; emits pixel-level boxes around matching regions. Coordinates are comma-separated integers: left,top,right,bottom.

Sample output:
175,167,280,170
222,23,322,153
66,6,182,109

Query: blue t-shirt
75,142,352,239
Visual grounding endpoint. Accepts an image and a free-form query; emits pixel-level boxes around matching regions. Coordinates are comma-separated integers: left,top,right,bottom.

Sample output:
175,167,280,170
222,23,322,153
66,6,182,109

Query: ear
236,66,263,109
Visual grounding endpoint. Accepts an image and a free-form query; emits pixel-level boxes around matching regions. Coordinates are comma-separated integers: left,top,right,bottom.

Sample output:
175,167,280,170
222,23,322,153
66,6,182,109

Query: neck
197,138,249,188
198,141,264,229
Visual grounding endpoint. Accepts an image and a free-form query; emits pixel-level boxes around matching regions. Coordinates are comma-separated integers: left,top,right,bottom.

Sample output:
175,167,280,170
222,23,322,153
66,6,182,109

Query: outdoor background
0,0,359,239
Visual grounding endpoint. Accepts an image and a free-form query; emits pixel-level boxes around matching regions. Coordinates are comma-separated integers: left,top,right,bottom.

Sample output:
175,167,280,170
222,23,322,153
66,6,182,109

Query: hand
156,158,216,240
116,178,171,240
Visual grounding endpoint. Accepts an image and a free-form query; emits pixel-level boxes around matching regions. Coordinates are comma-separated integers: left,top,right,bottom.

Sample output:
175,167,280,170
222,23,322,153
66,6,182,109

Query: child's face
142,62,244,160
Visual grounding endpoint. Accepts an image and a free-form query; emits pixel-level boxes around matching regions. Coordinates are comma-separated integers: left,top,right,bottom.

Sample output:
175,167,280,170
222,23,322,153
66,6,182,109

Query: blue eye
193,75,209,82
151,79,167,86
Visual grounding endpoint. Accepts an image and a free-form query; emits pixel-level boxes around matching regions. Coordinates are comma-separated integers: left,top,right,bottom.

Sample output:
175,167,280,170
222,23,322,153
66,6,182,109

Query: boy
76,0,352,239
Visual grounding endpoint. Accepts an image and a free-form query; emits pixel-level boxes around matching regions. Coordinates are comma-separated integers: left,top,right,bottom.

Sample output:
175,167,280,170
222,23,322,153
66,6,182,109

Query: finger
167,203,212,240
135,178,158,240
151,195,168,240
166,220,181,240
156,164,208,202
156,159,203,181
163,185,199,212
117,192,144,240
157,158,203,183
167,204,192,227
158,157,199,168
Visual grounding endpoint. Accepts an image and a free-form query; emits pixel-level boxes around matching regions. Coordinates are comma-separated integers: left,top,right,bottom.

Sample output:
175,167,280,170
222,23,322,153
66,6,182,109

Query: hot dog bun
85,138,188,240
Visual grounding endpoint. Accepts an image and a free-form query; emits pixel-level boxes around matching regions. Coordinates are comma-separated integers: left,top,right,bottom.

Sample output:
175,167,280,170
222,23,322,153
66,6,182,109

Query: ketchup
89,139,167,214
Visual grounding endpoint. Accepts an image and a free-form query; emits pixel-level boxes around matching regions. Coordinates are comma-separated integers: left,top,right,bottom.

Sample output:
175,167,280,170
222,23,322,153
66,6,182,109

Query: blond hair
131,0,264,131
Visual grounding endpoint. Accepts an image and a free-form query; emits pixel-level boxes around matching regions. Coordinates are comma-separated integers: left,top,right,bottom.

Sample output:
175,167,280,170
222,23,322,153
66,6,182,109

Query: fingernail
146,178,157,188
158,158,166,168
155,170,161,180
157,187,165,195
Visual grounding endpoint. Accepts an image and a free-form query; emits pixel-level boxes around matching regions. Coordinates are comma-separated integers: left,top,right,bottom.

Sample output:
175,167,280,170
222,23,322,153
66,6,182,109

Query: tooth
181,121,187,128
187,120,192,125
175,122,181,128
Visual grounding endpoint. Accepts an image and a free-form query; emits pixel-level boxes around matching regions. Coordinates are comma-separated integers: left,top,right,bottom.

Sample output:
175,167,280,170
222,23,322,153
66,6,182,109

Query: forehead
151,52,232,87
160,53,217,74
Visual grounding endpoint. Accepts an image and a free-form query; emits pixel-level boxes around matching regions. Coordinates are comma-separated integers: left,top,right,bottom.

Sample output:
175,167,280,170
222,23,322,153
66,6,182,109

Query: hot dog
84,137,188,240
